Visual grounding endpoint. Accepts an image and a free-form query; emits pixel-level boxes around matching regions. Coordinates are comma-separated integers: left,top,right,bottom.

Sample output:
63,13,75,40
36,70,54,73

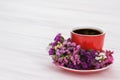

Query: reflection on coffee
73,28,102,35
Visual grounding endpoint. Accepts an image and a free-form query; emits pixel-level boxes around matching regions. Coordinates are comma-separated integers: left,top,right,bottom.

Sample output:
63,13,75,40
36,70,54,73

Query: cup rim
71,26,105,36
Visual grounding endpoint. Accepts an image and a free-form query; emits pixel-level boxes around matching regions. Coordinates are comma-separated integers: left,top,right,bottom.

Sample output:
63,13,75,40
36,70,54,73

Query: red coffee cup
71,27,105,50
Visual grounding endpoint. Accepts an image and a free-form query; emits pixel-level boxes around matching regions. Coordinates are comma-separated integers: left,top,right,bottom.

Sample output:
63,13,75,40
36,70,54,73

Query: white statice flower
95,52,107,62
95,56,100,60
99,52,107,59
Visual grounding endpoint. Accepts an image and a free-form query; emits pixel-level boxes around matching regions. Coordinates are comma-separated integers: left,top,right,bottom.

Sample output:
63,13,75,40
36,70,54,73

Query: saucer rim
53,63,111,73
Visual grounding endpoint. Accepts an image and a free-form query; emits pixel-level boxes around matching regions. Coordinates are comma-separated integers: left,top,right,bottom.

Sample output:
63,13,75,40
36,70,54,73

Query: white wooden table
0,0,120,80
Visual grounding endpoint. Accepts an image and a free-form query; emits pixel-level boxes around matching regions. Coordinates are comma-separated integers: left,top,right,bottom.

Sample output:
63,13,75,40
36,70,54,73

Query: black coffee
73,28,102,35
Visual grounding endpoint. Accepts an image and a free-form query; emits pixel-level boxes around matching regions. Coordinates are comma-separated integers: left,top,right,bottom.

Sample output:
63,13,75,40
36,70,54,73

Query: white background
0,0,120,80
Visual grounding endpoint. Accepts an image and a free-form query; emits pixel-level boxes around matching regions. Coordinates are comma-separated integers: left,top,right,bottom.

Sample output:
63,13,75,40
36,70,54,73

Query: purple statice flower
76,59,81,64
94,62,101,69
86,52,92,63
51,41,57,47
54,33,61,41
67,38,71,42
100,61,106,67
71,42,76,47
67,62,74,69
73,50,77,55
70,56,74,62
60,63,65,66
65,50,71,54
48,48,55,55
70,56,77,66
57,57,63,63
90,49,96,57
80,49,86,55
68,47,74,53
74,65,81,70
60,46,66,50
64,57,68,64
74,54,79,60
73,60,76,65
81,62,88,69
59,49,66,55
67,42,71,47
54,33,64,43
63,40,67,46
76,45,80,50
56,49,61,56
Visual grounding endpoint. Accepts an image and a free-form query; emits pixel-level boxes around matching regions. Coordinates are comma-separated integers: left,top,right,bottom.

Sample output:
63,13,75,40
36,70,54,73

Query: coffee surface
73,29,102,35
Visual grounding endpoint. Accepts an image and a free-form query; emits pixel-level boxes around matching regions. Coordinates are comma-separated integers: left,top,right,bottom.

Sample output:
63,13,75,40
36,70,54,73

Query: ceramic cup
71,26,105,50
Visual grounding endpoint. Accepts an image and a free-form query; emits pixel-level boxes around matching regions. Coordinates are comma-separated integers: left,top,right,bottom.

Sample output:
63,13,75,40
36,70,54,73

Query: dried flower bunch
48,33,113,70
